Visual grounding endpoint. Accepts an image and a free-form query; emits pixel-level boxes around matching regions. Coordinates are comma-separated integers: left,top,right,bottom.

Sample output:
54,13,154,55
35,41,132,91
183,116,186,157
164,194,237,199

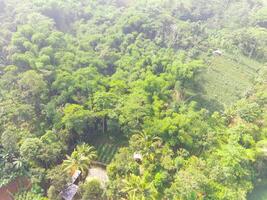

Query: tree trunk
102,116,108,134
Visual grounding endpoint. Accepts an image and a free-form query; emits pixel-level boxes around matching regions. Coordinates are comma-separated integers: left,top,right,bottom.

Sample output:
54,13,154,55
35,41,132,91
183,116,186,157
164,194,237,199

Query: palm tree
135,131,162,144
133,131,163,159
13,157,25,170
62,144,97,177
122,174,157,200
76,143,97,159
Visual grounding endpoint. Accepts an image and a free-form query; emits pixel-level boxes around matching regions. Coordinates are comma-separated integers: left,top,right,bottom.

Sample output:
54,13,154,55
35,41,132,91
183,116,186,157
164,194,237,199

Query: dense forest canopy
0,0,267,199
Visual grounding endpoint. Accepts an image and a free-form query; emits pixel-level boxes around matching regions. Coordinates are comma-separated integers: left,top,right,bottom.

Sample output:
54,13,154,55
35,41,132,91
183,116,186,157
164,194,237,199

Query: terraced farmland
96,143,120,164
91,135,127,164
196,52,262,111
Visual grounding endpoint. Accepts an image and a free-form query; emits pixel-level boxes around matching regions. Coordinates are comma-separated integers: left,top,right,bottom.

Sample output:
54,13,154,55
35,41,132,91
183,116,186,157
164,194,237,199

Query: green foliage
197,54,260,109
14,191,48,200
46,165,71,198
1,126,21,154
62,143,97,176
252,7,267,28
20,138,44,165
96,143,120,164
165,157,207,200
79,179,105,200
61,104,92,136
232,28,267,61
0,0,267,199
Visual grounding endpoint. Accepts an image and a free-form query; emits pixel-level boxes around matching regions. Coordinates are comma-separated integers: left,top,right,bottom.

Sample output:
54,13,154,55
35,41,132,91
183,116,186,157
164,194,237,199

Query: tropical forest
0,0,267,199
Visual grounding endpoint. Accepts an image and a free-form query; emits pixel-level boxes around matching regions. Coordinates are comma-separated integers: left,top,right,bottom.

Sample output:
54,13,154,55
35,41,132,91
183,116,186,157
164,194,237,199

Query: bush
14,191,47,200
79,179,105,200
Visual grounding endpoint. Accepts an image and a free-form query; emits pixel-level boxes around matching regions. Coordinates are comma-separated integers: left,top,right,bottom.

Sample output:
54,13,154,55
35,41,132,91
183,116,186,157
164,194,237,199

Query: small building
60,170,81,200
60,184,79,200
71,170,81,184
133,153,142,164
213,50,223,56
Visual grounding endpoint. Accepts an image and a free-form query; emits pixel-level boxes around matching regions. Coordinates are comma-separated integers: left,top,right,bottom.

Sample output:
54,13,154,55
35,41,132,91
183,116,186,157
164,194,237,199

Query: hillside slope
197,52,262,110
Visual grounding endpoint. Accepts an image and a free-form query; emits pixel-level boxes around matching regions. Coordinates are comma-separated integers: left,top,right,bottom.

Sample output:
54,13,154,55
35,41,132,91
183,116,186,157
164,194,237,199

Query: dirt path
86,167,108,186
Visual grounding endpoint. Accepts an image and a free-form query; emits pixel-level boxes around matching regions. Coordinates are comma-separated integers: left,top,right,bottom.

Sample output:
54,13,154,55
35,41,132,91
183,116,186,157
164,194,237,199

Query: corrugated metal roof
60,184,79,200
71,170,81,183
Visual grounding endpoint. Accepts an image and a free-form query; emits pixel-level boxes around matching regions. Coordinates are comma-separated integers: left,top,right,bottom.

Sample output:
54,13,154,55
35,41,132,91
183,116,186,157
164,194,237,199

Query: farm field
196,53,262,110
91,135,127,164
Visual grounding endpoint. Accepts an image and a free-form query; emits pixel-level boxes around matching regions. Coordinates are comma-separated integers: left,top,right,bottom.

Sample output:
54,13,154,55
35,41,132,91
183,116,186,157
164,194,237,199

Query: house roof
71,170,81,184
59,170,81,200
213,50,222,55
133,153,142,160
60,184,79,200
